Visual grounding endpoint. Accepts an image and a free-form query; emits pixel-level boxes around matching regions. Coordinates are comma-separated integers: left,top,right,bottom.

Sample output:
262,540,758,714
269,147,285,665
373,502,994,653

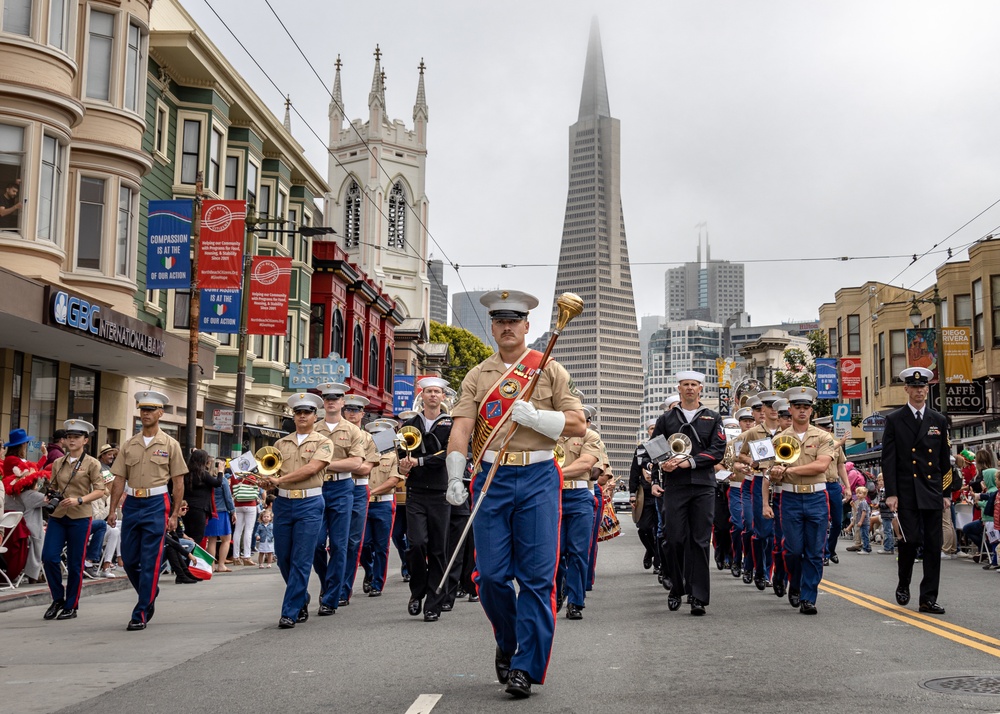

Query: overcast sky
183,1,1000,342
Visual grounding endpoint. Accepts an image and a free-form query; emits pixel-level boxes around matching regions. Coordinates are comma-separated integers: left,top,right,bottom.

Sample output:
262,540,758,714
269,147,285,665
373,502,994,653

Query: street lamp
908,286,947,417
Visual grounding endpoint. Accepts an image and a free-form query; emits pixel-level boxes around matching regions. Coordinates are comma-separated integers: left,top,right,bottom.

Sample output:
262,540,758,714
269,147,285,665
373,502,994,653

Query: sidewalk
0,574,132,613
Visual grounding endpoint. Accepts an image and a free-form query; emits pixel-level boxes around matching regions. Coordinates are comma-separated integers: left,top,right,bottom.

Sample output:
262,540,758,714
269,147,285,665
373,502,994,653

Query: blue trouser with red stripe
361,500,395,592
740,478,754,572
121,493,169,623
781,491,828,604
43,515,91,609
586,485,602,589
341,482,370,601
313,478,353,609
771,492,787,586
751,475,774,579
557,487,596,609
473,459,560,685
728,484,744,567
275,494,324,619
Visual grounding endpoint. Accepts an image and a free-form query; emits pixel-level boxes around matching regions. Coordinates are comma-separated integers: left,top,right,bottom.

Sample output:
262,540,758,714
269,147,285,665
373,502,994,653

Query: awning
847,446,883,464
244,425,288,440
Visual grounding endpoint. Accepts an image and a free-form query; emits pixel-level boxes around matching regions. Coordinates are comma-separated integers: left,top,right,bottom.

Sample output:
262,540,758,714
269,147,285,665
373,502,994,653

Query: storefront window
27,357,57,461
68,366,98,424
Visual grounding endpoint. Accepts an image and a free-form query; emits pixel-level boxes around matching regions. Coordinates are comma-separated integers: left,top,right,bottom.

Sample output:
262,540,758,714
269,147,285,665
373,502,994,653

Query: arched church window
352,324,364,378
331,309,344,356
387,181,406,249
344,180,361,248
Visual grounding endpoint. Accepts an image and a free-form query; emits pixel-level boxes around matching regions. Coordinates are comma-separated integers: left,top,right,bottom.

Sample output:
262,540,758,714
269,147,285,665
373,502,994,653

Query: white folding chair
0,511,25,590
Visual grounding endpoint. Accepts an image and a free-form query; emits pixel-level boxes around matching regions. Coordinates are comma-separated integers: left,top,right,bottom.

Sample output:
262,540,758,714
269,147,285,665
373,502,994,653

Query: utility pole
231,202,258,457
185,173,203,455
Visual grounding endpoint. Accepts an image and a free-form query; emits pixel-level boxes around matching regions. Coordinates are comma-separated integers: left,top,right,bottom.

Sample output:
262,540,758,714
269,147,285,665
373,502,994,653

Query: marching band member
652,371,725,615
312,383,365,617
361,419,402,597
727,407,755,578
555,405,604,620
712,417,739,570
738,390,783,591
765,399,792,598
586,417,613,591
654,394,681,588
446,290,585,698
768,387,835,615
41,419,105,621
738,395,762,583
399,376,454,622
340,394,381,605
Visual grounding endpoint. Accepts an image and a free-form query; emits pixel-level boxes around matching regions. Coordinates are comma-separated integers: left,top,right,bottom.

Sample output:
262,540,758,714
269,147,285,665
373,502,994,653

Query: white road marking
405,694,442,713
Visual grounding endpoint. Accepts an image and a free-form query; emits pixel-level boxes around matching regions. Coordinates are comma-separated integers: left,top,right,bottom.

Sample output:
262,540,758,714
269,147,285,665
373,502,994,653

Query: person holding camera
41,420,106,621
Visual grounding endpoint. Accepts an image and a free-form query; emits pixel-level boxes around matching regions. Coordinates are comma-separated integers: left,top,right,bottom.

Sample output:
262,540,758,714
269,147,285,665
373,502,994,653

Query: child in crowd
850,486,872,553
256,508,274,568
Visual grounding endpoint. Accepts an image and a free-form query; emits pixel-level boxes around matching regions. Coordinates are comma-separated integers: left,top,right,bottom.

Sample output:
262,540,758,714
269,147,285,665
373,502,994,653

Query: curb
0,576,132,613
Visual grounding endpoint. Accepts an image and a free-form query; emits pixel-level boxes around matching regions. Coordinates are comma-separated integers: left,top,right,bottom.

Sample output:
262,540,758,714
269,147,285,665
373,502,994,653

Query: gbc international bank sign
47,288,166,358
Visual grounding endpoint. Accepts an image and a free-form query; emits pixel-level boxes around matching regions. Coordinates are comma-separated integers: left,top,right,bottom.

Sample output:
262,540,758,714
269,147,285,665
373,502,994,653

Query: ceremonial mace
436,292,584,593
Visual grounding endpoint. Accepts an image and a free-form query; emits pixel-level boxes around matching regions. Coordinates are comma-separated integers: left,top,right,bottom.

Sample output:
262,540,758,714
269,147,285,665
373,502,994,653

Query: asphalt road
3,527,1000,714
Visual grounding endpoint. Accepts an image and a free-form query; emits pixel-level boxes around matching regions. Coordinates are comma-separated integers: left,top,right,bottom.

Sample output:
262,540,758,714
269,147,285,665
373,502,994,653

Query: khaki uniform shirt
825,444,846,483
111,430,187,489
739,423,781,473
356,432,381,477
559,428,605,484
369,452,402,494
49,454,105,519
776,425,837,487
274,431,335,491
394,477,407,505
315,420,367,478
453,352,584,452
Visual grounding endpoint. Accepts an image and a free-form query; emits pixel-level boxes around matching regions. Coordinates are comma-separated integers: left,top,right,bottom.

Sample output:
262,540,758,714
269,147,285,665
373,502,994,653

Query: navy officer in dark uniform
881,366,951,614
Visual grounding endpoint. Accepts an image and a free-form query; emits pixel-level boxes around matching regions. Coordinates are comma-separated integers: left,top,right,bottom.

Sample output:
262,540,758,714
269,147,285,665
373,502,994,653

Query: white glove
445,452,468,506
510,401,566,441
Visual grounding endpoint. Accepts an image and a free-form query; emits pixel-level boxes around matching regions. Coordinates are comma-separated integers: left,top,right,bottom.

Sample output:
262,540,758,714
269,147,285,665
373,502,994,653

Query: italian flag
188,543,215,581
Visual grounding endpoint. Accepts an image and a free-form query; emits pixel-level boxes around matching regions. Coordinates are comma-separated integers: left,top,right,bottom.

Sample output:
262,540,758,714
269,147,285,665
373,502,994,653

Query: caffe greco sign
48,289,165,358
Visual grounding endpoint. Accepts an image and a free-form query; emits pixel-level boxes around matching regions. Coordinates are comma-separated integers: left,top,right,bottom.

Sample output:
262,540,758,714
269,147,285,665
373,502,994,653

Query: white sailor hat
479,290,539,320
417,376,449,391
758,390,783,404
645,418,657,429
397,410,418,420
663,394,681,409
773,399,791,415
135,390,168,409
784,386,818,405
675,370,705,384
63,419,95,435
735,407,754,421
746,395,763,409
365,419,399,433
316,382,349,399
288,392,324,412
722,417,739,428
583,405,597,420
342,394,371,409
900,366,933,385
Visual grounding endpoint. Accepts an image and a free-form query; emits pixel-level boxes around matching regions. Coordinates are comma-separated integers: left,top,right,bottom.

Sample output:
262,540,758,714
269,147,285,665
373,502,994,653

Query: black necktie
915,410,922,424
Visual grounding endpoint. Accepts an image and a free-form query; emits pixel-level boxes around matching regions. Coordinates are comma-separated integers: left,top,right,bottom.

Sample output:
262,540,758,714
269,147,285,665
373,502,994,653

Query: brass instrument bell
255,446,282,476
772,435,801,464
666,433,692,459
397,425,422,454
553,442,566,467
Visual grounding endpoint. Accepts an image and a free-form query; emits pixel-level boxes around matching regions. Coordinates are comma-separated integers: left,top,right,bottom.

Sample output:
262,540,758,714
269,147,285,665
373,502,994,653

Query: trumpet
397,425,422,455
553,442,566,468
666,433,692,460
772,435,801,464
255,446,282,476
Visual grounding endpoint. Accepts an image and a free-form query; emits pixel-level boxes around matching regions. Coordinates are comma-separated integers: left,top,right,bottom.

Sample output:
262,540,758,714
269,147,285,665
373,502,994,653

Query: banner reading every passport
199,200,246,290
942,327,971,383
247,256,291,335
146,200,192,289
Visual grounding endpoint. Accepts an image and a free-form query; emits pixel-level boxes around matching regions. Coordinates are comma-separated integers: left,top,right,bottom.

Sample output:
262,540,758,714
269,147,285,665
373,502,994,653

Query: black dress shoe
754,577,766,591
495,647,513,684
278,616,295,629
715,557,725,570
661,578,672,592
773,580,786,598
566,603,583,620
919,601,946,615
829,553,839,564
43,599,65,621
408,597,422,616
297,605,309,623
651,565,659,575
362,574,372,594
822,558,830,566
643,553,653,570
456,589,467,599
126,620,146,631
895,586,910,606
56,608,77,620
788,589,801,608
742,571,753,585
317,603,335,616
731,564,742,578
369,589,382,597
338,598,349,607
667,595,681,611
799,600,817,615
402,573,411,582
690,598,706,616
505,669,532,698
424,611,439,622
440,603,453,612
469,594,480,603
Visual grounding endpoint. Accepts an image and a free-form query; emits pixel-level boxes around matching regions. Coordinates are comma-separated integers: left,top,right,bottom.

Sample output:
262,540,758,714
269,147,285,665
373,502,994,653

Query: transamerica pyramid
551,19,643,478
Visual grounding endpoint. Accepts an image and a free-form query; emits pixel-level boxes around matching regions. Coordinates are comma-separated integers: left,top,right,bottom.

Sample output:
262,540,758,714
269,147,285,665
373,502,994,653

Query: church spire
283,95,292,132
369,44,385,110
413,57,428,123
578,17,611,120
330,54,343,114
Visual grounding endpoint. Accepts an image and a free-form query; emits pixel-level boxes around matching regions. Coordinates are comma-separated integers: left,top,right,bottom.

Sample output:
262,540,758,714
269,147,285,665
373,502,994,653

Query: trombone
772,435,801,464
255,446,282,476
397,425,422,456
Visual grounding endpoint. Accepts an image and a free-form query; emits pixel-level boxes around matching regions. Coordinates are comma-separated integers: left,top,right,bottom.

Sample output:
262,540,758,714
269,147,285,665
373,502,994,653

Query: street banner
188,543,215,581
905,328,938,381
199,288,240,334
199,200,246,290
942,327,972,384
247,256,291,335
839,358,862,399
146,200,192,289
816,358,839,399
393,375,416,414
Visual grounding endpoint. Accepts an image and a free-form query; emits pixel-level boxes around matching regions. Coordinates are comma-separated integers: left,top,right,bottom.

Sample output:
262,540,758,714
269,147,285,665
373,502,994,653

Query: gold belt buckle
504,452,523,466
795,484,813,494
133,488,149,498
287,489,304,499
562,481,571,490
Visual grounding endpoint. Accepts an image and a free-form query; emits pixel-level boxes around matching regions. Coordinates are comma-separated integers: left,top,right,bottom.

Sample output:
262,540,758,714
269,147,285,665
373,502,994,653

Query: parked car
612,491,631,512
